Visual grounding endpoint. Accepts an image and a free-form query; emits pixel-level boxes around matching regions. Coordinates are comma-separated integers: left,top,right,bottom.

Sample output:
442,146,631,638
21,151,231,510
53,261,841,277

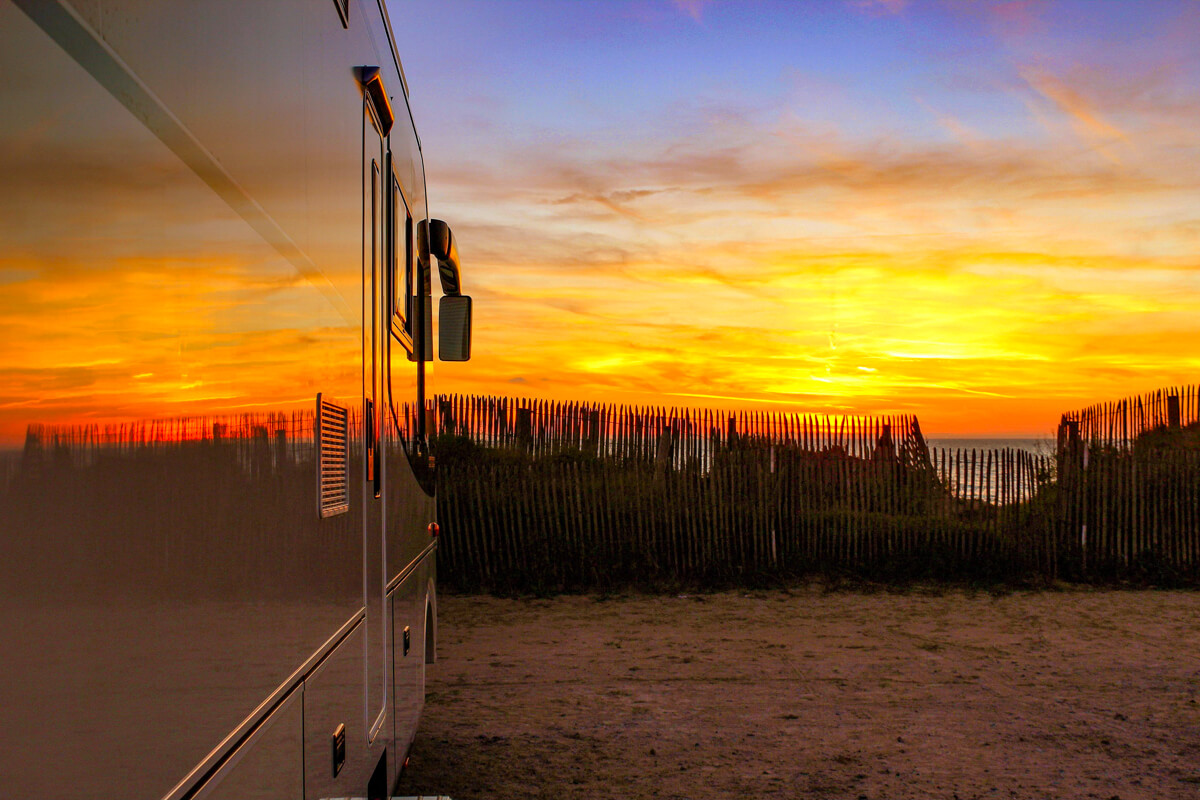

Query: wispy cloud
1020,67,1129,162
987,0,1046,36
670,0,711,23
850,0,907,17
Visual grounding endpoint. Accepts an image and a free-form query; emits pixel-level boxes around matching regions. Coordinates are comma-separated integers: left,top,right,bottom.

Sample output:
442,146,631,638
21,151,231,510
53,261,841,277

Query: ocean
926,439,1055,502
926,438,1054,458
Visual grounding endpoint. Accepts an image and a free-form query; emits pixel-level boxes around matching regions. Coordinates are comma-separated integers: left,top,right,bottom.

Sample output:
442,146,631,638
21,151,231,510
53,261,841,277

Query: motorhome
0,1,471,797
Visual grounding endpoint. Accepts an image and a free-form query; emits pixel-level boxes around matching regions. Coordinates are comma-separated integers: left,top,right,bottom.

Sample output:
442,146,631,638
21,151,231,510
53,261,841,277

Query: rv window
391,176,414,344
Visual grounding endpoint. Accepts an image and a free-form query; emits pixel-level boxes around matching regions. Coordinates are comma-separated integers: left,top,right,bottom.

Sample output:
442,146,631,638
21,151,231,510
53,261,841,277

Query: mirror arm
417,219,462,296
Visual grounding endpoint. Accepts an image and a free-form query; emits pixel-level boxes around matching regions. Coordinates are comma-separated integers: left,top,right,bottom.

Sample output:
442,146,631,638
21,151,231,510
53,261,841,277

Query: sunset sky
395,0,1200,436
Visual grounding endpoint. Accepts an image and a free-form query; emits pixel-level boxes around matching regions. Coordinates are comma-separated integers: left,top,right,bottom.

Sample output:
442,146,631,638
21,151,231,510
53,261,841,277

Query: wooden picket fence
431,393,930,466
1056,446,1200,581
1059,384,1200,448
435,443,1062,592
431,394,1073,591
1054,384,1200,582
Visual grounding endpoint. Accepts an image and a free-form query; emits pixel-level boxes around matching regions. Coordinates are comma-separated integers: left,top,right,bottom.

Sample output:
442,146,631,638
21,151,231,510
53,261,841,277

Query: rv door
363,95,388,745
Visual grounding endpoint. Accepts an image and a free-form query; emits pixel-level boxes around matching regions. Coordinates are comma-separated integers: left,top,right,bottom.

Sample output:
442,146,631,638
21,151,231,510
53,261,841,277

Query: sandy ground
394,587,1200,800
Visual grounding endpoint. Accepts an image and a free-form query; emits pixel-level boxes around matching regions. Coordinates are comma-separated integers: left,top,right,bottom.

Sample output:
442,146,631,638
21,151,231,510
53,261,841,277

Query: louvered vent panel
317,394,349,518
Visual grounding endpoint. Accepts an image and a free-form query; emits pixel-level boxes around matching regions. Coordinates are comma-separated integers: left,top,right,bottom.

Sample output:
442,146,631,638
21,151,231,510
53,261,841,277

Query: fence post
516,407,533,453
1168,395,1181,429
655,422,675,477
589,409,602,457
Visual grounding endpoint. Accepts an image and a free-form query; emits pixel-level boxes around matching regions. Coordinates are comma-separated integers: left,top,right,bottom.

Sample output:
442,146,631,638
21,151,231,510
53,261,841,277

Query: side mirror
439,295,472,361
415,219,470,361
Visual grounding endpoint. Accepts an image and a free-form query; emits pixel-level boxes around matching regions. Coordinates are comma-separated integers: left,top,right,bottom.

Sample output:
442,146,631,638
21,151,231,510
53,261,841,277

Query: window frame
388,164,414,353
